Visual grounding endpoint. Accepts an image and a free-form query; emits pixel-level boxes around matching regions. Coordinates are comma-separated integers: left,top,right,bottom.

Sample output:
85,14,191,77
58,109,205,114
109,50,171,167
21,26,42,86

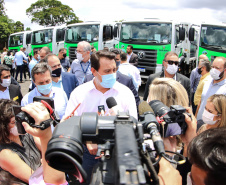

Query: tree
26,0,80,27
26,27,31,31
13,21,24,33
0,0,6,16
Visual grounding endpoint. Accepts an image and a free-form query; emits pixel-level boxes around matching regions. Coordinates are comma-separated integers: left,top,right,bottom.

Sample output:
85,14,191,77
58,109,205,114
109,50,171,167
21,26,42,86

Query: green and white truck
31,26,65,55
64,21,119,63
197,22,226,62
116,19,199,82
8,31,32,54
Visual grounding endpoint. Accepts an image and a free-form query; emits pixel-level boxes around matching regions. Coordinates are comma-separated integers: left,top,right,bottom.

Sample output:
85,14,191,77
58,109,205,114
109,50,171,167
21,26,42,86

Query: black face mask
198,67,202,75
52,68,62,77
63,53,66,58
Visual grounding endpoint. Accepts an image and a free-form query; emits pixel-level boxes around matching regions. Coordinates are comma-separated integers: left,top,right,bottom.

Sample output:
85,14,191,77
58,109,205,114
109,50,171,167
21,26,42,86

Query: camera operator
0,99,66,184
146,78,197,184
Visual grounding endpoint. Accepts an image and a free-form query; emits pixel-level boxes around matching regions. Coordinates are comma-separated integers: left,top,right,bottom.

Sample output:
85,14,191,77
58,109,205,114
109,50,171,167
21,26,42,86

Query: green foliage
26,27,31,31
26,0,81,26
13,21,24,33
0,0,6,16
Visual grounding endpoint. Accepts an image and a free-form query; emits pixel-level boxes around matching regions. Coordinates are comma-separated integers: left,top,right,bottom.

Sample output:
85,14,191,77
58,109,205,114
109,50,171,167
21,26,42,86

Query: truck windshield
201,25,226,48
120,23,172,44
65,24,99,42
9,34,24,47
32,29,53,45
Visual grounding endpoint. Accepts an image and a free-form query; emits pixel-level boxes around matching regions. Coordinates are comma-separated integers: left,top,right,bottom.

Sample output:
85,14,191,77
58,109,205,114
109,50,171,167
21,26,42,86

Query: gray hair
200,59,211,72
78,41,91,52
31,63,52,82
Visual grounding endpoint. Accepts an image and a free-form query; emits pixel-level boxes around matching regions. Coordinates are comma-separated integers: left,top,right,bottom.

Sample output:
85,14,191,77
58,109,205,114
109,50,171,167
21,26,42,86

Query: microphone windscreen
138,101,154,115
106,97,117,109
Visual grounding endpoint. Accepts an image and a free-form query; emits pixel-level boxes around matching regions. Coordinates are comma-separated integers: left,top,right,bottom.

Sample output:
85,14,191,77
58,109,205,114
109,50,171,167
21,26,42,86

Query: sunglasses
166,60,179,65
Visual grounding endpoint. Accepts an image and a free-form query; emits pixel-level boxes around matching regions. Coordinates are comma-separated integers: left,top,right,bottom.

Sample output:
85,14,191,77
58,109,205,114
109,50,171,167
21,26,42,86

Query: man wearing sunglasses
143,51,190,101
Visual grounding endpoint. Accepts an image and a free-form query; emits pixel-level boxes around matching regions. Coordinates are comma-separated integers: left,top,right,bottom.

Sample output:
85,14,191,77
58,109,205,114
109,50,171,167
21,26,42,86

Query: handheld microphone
106,97,120,116
139,101,165,155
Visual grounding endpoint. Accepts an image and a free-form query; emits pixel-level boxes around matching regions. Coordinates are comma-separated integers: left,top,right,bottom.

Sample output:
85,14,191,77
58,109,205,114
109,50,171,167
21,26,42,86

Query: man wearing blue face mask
63,50,137,184
21,63,68,120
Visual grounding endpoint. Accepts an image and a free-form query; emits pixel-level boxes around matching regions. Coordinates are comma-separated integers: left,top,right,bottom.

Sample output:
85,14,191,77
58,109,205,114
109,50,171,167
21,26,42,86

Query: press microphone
106,97,120,116
139,101,165,155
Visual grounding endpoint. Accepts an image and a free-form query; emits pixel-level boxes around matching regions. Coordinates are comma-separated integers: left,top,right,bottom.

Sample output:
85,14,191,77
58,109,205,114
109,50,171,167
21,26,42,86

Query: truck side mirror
189,27,195,41
113,26,118,37
179,27,185,41
103,26,112,41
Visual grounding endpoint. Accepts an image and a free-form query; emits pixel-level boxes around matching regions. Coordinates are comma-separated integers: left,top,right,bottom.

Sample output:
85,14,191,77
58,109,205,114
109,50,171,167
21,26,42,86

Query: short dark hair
59,48,66,53
0,65,10,77
31,63,52,81
0,99,19,144
200,59,211,72
120,52,127,61
91,50,116,71
33,50,39,55
127,45,133,50
111,49,121,55
163,51,178,61
188,127,226,185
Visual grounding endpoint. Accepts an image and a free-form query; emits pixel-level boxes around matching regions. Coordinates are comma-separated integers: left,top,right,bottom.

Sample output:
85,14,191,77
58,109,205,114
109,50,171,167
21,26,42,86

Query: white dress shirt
118,62,141,91
127,52,133,63
64,79,137,119
21,86,68,120
0,87,10,100
14,51,28,66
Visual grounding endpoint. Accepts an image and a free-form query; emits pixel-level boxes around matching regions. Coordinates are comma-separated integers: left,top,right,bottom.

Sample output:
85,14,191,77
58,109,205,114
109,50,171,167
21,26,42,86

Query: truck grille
133,49,157,76
69,47,77,63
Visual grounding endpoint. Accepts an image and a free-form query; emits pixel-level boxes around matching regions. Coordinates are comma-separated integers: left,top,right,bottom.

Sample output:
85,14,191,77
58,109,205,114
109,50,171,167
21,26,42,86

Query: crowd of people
0,42,225,185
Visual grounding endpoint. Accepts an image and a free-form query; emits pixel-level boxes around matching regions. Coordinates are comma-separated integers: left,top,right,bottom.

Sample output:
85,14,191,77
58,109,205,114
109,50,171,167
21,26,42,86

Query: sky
4,0,226,30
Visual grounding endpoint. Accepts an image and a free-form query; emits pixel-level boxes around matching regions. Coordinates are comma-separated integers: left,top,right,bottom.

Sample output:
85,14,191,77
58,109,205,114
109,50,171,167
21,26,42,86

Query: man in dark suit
0,65,22,104
46,54,79,99
143,51,190,101
127,45,138,66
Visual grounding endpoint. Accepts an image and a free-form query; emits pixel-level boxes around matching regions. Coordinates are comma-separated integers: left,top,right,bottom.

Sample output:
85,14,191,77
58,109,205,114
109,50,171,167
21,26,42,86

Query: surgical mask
210,68,224,80
63,53,66,58
202,109,218,125
10,125,19,136
37,82,52,95
37,55,40,61
166,64,178,75
0,78,11,87
52,68,62,77
77,53,84,61
187,172,192,185
97,72,116,88
197,67,202,75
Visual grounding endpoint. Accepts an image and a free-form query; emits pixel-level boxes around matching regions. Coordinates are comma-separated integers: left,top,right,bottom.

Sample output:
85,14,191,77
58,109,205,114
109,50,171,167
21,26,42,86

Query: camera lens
149,100,171,117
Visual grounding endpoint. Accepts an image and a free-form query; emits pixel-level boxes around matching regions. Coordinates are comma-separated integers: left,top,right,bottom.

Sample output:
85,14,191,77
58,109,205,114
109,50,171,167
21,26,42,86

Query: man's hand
86,142,98,155
181,107,197,146
158,158,182,185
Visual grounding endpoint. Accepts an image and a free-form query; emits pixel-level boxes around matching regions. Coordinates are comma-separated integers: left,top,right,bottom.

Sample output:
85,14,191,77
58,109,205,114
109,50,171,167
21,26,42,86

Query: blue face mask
97,72,116,88
37,82,52,95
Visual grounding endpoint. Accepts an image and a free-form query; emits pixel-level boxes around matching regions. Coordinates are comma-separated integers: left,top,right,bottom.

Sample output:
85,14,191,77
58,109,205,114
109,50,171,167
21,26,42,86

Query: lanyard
80,62,90,74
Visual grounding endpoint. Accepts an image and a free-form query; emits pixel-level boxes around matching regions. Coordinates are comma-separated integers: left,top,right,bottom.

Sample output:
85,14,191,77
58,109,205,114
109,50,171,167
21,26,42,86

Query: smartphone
33,96,54,108
12,105,26,135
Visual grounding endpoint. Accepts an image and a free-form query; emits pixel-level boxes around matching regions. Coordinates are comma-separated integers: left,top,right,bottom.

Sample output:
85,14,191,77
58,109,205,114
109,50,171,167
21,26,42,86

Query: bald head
198,54,208,61
40,47,51,60
45,54,61,73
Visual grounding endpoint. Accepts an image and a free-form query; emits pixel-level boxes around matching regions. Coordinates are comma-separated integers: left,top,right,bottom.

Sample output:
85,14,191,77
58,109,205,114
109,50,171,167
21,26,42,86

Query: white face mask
1,78,11,87
166,64,178,75
210,68,223,80
202,109,218,125
76,52,84,61
187,172,192,185
10,125,19,136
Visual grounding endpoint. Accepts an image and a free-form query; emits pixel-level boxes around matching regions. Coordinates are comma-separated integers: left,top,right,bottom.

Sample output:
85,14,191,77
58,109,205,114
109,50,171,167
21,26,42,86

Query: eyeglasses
166,60,179,65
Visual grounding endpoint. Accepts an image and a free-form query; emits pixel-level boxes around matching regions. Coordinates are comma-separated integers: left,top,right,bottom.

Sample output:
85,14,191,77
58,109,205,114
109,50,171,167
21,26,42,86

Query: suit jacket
9,84,23,104
143,71,191,101
30,72,79,99
129,53,138,66
84,72,140,108
61,72,79,99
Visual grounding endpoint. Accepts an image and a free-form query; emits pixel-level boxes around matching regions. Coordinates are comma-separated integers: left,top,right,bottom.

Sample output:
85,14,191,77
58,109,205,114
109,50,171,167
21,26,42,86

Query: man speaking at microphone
63,50,137,184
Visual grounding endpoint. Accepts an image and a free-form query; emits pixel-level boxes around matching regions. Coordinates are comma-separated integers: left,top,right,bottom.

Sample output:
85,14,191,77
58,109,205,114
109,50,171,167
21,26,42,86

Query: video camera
45,100,187,184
